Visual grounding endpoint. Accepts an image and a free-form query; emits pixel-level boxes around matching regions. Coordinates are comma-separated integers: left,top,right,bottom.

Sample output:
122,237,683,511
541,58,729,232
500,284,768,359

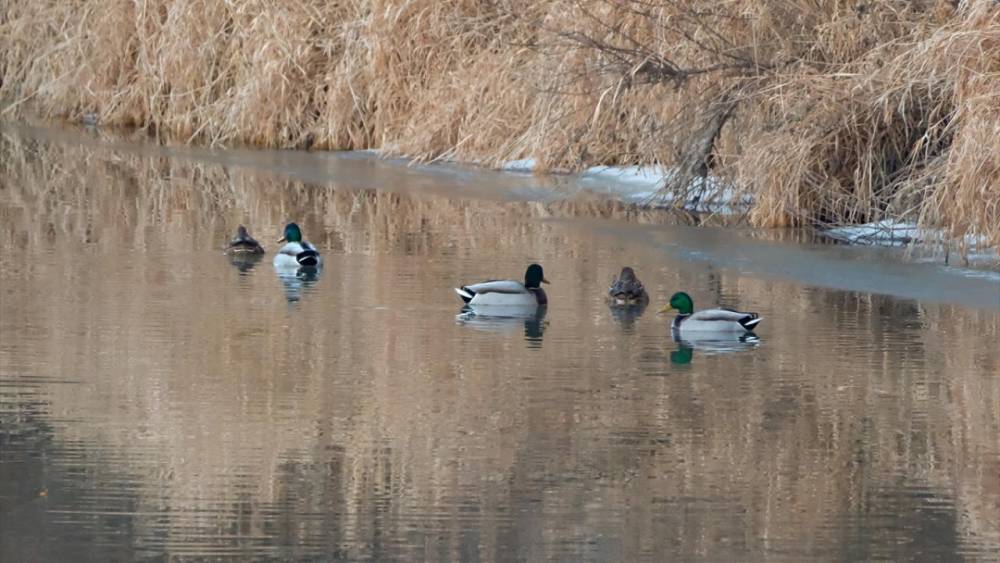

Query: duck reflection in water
608,300,648,331
275,266,321,303
456,304,548,346
669,333,760,365
228,252,264,274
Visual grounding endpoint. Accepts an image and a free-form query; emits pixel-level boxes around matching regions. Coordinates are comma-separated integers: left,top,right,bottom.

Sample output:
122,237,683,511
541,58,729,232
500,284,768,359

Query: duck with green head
454,263,550,306
273,222,322,268
659,291,761,335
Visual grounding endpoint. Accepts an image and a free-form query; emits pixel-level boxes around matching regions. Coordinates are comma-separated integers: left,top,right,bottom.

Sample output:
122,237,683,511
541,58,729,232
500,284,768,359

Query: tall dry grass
1,1,997,248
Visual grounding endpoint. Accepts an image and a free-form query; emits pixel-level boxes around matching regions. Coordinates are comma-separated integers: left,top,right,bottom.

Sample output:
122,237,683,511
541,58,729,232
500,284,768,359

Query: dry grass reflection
1,130,997,560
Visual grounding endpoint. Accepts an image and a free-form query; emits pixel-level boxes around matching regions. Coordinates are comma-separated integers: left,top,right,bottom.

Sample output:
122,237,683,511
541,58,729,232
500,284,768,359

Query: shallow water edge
3,120,998,310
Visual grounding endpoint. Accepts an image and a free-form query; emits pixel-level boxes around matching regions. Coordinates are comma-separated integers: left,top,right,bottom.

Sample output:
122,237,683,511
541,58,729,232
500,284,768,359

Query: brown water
1,123,999,562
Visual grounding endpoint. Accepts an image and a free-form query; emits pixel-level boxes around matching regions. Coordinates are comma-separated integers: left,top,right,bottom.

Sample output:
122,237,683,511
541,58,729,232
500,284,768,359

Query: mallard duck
273,222,322,268
608,266,649,305
224,225,265,255
454,263,549,306
659,291,762,334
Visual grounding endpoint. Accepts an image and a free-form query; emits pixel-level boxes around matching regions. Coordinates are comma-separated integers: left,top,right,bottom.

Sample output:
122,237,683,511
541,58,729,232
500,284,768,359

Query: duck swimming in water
659,291,762,335
224,225,265,255
273,222,322,268
454,263,549,306
608,266,648,305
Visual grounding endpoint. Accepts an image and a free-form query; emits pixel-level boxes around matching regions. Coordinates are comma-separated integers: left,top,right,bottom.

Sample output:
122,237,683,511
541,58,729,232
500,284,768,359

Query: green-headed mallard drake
225,225,265,255
608,266,649,305
273,222,322,268
454,263,549,306
659,291,762,334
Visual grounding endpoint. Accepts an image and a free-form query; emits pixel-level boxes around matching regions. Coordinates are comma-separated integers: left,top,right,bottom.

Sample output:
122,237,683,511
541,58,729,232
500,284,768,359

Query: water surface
1,124,998,561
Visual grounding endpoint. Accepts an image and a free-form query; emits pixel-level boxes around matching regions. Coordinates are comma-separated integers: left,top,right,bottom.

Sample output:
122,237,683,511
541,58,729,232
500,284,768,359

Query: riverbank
1,2,998,251
4,120,998,303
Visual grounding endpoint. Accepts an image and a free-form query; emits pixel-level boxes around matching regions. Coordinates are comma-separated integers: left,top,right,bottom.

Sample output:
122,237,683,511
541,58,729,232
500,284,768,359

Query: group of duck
226,222,322,269
226,223,763,337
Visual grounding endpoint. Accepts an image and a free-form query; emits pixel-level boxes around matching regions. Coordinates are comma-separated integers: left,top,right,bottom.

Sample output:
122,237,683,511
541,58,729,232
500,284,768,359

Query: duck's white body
672,308,762,335
273,241,322,269
454,280,547,306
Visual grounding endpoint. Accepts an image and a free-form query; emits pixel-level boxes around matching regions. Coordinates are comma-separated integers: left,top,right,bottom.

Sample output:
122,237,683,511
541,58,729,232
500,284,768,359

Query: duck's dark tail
228,240,263,254
454,287,475,303
297,250,320,267
739,313,763,331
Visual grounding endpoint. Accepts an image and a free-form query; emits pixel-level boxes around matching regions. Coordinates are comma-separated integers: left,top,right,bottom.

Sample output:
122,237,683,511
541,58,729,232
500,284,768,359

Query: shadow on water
607,301,648,332
275,266,322,303
227,253,264,274
668,334,760,365
456,305,548,347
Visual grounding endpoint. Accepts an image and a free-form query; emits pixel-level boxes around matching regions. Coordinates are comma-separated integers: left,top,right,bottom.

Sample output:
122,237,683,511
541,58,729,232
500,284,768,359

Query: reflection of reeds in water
0,128,703,257
1,132,998,558
2,1,997,250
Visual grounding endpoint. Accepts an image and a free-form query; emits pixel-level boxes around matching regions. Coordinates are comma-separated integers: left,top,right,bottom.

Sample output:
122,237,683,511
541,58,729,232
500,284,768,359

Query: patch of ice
575,165,750,214
824,221,999,266
825,221,923,246
501,158,537,173
580,165,668,189
496,160,992,262
499,160,746,211
825,221,993,250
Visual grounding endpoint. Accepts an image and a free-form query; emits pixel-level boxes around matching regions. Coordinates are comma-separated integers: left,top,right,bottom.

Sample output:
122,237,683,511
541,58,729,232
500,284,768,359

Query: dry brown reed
1,0,997,248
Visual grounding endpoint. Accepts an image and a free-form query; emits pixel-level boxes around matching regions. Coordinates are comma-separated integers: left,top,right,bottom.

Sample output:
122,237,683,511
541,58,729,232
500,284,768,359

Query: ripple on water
2,127,999,561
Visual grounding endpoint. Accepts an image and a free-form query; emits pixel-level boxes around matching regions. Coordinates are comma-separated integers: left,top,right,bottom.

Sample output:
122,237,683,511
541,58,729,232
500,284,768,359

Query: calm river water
1,124,998,561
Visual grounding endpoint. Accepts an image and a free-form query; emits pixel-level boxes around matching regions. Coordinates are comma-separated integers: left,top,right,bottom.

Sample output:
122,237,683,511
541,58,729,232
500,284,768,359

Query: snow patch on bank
824,221,924,246
502,159,996,264
500,158,538,173
579,165,751,213
824,221,997,265
502,160,749,213
825,221,991,251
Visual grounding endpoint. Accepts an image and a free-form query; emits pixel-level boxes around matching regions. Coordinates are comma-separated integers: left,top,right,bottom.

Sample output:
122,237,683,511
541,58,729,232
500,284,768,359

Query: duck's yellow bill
277,236,286,243
542,278,551,285
658,305,674,314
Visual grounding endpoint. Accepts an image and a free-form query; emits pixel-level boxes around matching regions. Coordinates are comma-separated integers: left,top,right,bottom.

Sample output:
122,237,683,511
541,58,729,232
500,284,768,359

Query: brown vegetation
1,1,997,248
